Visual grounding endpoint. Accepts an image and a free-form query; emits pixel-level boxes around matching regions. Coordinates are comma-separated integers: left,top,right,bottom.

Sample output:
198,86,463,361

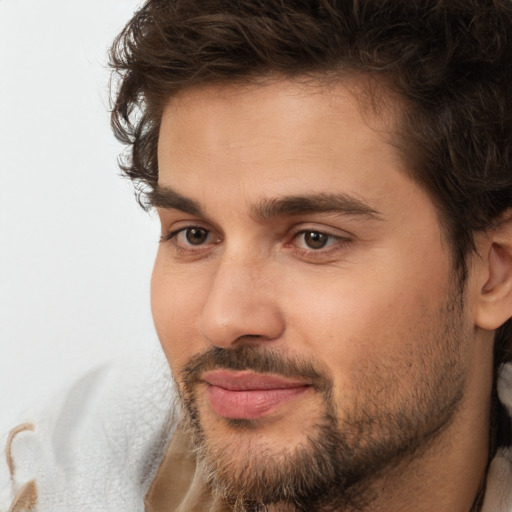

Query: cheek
150,252,208,373
283,251,453,392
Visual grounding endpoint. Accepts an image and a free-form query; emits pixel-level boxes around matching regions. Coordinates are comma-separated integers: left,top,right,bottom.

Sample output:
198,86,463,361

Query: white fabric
0,348,176,512
2,358,512,512
481,364,512,512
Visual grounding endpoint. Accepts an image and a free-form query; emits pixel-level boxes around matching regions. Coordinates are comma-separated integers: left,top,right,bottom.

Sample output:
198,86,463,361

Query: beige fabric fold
6,423,37,512
145,424,231,512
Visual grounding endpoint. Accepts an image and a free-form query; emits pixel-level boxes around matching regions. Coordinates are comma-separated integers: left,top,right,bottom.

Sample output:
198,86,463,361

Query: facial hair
176,295,468,512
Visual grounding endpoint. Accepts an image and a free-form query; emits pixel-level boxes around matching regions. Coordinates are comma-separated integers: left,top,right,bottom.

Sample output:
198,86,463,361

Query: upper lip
201,370,310,391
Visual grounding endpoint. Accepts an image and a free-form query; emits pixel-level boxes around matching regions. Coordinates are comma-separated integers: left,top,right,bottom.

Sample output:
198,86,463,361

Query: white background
0,0,162,422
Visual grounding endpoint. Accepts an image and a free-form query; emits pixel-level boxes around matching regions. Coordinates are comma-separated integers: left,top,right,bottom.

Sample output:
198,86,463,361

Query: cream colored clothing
0,352,176,512
2,358,512,512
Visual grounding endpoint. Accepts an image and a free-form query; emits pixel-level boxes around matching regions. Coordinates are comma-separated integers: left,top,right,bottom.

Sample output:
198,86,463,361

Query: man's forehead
160,73,400,131
157,76,402,172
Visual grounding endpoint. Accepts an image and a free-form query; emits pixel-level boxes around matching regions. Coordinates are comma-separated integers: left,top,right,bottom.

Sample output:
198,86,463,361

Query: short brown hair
109,0,512,362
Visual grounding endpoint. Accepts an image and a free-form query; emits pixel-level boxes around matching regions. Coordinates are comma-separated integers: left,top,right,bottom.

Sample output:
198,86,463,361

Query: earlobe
475,215,512,331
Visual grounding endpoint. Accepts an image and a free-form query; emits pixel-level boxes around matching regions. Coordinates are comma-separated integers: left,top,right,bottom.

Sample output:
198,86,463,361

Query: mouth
201,370,311,420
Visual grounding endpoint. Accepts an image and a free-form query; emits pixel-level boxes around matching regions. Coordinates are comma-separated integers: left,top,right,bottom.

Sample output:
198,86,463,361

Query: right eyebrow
149,185,203,215
251,193,382,221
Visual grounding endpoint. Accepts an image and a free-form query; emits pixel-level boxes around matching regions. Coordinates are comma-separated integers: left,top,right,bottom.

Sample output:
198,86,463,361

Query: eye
162,226,218,248
300,231,330,249
182,227,209,245
294,230,341,250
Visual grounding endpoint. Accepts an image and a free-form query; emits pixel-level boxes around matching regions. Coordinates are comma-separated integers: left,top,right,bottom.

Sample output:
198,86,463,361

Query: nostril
198,303,285,349
231,333,279,346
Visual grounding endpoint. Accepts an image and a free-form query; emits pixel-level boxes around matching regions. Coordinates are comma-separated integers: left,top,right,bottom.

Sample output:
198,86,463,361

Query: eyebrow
150,186,203,215
252,194,382,221
150,185,382,221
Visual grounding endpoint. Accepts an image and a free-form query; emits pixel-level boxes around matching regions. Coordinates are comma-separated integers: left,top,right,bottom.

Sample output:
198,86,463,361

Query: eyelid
157,208,223,237
288,223,353,241
159,219,353,261
293,230,342,248
160,222,216,243
285,225,354,258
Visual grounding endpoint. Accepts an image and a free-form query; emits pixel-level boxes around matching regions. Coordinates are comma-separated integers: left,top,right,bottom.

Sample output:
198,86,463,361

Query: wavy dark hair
110,0,512,365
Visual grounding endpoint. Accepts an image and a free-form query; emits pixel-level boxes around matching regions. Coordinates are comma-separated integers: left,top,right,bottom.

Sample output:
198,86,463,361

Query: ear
474,211,512,331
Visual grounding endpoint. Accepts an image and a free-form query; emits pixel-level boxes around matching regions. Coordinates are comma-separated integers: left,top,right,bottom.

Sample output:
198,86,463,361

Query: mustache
180,345,333,395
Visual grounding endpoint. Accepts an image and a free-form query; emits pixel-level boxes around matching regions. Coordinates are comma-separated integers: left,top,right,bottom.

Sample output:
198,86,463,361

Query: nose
197,253,285,349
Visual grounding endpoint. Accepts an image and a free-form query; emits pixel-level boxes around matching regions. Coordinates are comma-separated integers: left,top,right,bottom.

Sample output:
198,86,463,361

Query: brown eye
185,227,209,245
303,231,329,249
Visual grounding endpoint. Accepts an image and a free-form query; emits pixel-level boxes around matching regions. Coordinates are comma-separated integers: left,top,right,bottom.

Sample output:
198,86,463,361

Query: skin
151,77,499,511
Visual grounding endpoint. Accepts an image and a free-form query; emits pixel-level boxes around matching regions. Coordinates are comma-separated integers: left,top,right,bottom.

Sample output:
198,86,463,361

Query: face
151,79,477,510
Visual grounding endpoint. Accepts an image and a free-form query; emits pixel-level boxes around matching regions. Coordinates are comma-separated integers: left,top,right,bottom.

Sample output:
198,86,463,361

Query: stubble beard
176,295,469,512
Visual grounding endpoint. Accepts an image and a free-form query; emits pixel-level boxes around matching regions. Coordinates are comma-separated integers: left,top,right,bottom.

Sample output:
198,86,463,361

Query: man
2,0,512,511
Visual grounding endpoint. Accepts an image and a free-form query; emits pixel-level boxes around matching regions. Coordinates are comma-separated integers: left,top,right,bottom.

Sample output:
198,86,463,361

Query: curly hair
109,0,512,364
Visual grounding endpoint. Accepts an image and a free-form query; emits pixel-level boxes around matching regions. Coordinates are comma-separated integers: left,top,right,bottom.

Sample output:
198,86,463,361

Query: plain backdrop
0,0,162,422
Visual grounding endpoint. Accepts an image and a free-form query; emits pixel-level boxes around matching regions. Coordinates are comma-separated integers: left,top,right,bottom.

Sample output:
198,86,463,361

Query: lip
201,370,311,420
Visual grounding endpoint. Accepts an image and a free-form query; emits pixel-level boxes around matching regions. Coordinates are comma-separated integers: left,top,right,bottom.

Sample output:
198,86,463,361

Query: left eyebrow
251,193,383,221
149,185,203,215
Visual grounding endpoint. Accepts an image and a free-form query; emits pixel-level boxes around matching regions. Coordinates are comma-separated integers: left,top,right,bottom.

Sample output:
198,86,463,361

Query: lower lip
206,384,310,420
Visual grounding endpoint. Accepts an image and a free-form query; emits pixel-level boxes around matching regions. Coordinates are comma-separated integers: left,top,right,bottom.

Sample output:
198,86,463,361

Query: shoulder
0,350,178,512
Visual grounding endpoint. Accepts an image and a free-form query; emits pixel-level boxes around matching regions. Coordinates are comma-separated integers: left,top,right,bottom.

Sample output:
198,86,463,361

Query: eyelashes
291,230,346,250
160,224,352,261
161,226,219,246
